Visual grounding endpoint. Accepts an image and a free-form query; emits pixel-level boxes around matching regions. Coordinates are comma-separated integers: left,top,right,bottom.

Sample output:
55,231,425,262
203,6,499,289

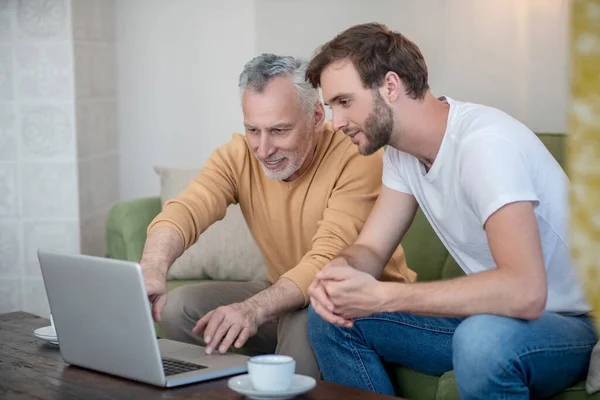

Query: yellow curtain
569,0,600,328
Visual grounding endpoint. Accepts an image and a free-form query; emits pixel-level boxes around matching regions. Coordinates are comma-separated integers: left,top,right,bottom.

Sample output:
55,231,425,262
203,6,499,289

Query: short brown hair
306,23,429,100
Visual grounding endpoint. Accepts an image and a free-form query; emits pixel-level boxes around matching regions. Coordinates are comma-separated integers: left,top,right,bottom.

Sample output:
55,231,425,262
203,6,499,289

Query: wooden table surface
0,312,401,399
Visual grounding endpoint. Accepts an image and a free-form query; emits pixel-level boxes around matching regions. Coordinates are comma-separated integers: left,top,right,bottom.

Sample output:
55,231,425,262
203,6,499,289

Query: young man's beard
360,90,394,155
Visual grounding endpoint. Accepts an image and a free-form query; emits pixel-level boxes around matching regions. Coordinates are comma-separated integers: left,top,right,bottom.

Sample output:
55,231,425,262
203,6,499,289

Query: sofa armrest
105,196,162,262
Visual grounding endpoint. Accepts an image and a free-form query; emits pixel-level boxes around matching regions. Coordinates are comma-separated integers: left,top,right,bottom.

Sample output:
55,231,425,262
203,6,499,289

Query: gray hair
239,53,320,116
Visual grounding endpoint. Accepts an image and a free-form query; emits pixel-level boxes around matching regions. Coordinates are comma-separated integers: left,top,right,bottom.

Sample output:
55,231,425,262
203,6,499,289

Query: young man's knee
307,305,321,343
307,305,347,346
452,314,517,376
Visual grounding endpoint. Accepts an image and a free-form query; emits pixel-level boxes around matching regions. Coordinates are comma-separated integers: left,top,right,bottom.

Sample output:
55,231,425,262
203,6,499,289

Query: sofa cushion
153,165,267,282
386,364,441,400
435,371,460,400
427,369,592,400
537,133,566,168
400,208,450,282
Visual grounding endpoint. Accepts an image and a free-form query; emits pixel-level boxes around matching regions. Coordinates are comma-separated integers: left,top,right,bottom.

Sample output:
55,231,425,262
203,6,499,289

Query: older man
140,53,414,378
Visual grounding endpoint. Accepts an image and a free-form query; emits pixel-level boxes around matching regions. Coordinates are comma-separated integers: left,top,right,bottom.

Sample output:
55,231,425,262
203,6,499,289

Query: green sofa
105,133,597,399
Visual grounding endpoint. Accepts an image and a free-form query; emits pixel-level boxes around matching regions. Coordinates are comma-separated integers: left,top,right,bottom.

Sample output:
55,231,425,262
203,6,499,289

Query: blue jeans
308,307,597,399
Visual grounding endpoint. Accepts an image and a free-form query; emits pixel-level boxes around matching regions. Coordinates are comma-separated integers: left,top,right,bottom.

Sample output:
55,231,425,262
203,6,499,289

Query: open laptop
37,250,249,387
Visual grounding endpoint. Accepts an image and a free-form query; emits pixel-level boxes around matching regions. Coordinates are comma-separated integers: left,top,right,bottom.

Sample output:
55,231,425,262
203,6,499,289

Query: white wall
117,0,256,200
256,0,568,133
0,0,79,317
0,0,119,317
117,0,568,200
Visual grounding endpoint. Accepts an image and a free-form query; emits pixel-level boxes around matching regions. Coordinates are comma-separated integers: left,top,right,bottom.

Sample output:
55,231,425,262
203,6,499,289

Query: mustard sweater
148,124,415,304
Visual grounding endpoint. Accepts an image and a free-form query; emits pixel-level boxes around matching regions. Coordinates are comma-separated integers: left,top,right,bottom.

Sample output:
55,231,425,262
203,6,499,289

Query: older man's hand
142,267,168,323
192,301,262,354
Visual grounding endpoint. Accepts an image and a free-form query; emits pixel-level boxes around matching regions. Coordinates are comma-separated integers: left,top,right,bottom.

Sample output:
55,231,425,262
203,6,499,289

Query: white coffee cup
247,354,295,392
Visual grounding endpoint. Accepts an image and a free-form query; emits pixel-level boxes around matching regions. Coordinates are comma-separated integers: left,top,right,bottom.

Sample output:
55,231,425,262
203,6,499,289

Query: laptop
37,250,249,387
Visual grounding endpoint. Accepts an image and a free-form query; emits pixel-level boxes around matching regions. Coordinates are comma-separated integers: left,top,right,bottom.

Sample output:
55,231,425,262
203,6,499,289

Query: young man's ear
382,71,403,102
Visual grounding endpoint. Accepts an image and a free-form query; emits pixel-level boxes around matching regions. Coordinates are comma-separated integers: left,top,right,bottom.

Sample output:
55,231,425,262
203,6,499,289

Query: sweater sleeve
147,134,247,250
282,146,385,306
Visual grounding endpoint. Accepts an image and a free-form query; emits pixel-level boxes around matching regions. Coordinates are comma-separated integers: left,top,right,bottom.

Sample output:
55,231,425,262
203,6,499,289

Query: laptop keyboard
162,357,208,376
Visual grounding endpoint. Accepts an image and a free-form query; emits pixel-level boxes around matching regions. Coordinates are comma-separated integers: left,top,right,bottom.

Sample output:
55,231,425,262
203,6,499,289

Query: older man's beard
256,133,314,181
258,148,307,181
360,91,395,156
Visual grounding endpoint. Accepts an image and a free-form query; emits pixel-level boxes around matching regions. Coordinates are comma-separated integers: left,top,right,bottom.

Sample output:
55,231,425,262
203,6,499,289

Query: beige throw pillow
153,166,266,282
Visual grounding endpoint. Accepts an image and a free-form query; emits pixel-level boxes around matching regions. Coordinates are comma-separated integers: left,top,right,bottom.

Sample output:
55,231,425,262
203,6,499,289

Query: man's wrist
332,254,353,268
245,297,267,326
142,265,168,280
379,281,404,313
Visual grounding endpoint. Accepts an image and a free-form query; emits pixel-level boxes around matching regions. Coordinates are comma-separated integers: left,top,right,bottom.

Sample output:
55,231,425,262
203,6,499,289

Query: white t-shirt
383,96,590,314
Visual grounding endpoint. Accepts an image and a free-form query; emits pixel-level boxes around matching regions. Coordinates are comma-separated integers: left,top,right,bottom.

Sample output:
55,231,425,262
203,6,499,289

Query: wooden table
0,312,401,399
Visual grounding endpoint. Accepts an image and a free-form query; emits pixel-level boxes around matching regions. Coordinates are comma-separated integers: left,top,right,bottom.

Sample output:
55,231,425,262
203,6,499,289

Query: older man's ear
312,101,326,133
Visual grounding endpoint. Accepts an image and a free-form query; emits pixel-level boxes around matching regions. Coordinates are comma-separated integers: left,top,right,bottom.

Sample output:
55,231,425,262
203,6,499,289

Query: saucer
227,374,316,400
33,325,58,345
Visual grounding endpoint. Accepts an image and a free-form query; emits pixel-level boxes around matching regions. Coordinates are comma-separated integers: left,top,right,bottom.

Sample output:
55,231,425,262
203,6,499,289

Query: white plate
33,325,58,345
227,374,316,400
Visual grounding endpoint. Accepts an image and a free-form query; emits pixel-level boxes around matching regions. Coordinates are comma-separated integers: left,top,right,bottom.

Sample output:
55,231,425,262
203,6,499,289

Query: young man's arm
389,200,547,319
281,143,416,304
309,185,418,326
319,200,546,324
337,185,418,277
316,135,548,325
375,134,548,320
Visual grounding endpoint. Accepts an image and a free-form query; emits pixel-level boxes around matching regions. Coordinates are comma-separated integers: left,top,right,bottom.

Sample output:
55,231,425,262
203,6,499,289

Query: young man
305,23,596,398
140,53,414,379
